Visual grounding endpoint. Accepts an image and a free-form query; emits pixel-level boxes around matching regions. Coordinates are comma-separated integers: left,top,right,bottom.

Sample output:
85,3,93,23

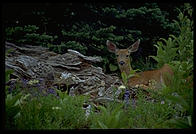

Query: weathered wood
5,42,123,104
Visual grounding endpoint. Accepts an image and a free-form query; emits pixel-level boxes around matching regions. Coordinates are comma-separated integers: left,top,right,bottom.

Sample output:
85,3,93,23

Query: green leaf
6,93,22,107
166,118,190,128
98,105,107,114
97,121,108,129
121,72,128,86
187,116,192,127
5,48,14,57
5,69,14,83
115,111,121,122
166,95,189,111
149,55,159,62
109,63,118,72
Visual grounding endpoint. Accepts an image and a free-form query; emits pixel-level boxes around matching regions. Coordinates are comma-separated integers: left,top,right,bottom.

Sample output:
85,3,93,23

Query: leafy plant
48,41,87,54
127,89,179,128
5,93,23,129
109,63,118,72
5,69,14,83
149,3,193,128
5,25,57,47
5,86,30,129
90,102,128,128
121,69,140,88
132,57,157,71
15,90,88,129
150,37,178,68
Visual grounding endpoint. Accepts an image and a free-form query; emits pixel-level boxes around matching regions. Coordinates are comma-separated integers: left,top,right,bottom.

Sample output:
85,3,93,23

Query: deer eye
126,55,129,58
116,55,119,57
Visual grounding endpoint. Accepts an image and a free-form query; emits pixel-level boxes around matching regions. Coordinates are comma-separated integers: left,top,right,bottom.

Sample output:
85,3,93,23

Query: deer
106,39,174,90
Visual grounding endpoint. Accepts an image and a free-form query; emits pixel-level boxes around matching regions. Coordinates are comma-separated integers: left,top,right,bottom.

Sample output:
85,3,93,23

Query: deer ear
106,40,118,53
128,39,140,53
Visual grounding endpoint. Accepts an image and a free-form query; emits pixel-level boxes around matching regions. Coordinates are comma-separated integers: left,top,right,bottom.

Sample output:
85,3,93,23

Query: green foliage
132,57,157,71
149,3,193,128
121,69,140,87
150,3,193,69
109,63,118,72
62,23,92,41
5,25,38,41
150,38,178,68
88,90,180,129
5,25,57,47
164,88,193,128
5,93,23,129
15,91,88,129
121,72,128,87
22,33,55,47
5,48,14,57
90,102,129,128
163,73,193,128
48,41,87,54
5,68,31,129
5,69,14,83
5,67,14,96
127,92,177,128
5,68,89,129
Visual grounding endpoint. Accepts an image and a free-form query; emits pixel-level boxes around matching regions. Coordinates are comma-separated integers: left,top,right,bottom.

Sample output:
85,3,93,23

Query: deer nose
119,61,125,65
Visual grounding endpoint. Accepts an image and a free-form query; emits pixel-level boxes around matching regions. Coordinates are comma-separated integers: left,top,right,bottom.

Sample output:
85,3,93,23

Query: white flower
119,85,126,90
52,106,62,110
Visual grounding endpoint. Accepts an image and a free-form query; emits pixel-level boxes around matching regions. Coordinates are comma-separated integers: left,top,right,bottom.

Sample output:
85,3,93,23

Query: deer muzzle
119,61,125,66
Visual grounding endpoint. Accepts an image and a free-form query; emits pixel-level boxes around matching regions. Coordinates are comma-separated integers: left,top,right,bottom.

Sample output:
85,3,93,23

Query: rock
68,49,102,63
5,41,122,106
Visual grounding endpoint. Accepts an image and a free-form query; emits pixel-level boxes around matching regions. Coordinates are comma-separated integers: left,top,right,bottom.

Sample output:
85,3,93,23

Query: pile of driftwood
5,42,123,104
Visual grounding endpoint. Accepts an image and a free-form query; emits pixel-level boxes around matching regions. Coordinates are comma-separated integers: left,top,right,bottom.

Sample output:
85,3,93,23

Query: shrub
5,25,57,47
127,91,178,128
149,3,193,128
89,102,129,129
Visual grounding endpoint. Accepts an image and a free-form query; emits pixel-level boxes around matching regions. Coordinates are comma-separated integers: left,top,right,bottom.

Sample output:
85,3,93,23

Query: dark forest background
3,3,186,73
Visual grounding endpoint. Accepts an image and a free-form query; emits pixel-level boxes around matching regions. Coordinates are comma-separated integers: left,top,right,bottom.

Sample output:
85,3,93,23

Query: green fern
150,3,193,128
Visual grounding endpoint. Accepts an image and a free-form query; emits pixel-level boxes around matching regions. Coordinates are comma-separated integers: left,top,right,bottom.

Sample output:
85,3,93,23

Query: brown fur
116,49,133,75
128,64,173,89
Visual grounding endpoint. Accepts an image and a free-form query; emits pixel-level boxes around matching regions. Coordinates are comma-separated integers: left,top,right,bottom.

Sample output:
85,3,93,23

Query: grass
5,63,193,129
5,83,192,129
14,93,89,129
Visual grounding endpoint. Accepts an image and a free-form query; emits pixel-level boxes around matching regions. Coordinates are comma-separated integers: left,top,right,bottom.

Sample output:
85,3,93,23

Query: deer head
106,40,140,75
